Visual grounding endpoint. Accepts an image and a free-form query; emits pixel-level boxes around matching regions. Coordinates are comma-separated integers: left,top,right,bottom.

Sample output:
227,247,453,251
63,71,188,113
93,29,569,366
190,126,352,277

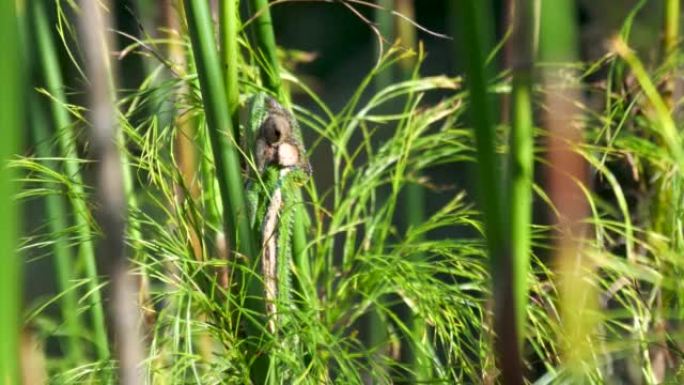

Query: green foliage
14,1,684,384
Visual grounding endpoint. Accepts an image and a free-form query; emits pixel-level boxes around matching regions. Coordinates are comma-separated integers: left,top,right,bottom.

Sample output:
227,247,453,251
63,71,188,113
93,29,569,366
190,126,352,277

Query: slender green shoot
220,0,240,136
248,0,284,101
30,0,84,365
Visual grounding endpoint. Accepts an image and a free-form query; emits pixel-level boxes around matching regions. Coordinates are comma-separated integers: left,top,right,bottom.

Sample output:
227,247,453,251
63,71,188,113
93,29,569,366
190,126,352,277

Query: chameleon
244,94,310,337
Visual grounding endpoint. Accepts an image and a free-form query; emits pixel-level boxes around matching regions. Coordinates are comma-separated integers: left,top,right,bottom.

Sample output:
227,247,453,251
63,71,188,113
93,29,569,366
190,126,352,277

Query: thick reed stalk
30,0,84,364
374,0,394,90
249,0,283,100
184,0,258,272
0,0,23,382
455,1,523,383
394,0,432,381
664,0,679,84
220,0,240,134
652,1,681,380
78,1,144,383
217,0,241,290
183,1,268,382
508,0,534,352
540,0,595,381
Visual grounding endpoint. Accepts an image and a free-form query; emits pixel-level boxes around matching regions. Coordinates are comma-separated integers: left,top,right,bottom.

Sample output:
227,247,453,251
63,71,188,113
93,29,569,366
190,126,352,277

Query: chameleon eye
262,115,290,145
261,117,281,144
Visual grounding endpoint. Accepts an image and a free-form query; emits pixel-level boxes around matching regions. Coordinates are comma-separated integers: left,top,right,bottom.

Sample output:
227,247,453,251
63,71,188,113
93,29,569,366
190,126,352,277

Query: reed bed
3,1,684,384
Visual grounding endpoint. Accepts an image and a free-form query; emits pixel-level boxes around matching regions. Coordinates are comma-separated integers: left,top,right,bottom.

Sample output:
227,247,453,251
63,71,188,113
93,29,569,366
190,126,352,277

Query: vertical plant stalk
34,0,112,361
30,0,84,364
217,0,241,291
540,0,595,380
78,1,144,384
366,1,395,380
0,0,23,383
183,1,268,382
663,0,679,108
249,0,283,100
164,0,206,267
395,0,432,381
652,1,681,380
508,0,533,352
220,0,240,135
374,0,394,90
184,0,258,287
455,1,523,384
501,0,514,123
28,98,84,363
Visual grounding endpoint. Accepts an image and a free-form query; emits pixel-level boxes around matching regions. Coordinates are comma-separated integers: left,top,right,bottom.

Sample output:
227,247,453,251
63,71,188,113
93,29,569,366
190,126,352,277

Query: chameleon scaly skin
245,94,310,335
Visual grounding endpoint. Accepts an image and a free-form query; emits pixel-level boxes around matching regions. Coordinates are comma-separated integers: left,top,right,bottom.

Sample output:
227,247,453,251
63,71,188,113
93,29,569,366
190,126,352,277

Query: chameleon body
245,94,310,336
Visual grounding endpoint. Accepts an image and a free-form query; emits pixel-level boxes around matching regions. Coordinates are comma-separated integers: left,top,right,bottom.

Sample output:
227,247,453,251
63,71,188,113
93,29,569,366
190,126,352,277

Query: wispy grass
16,2,684,384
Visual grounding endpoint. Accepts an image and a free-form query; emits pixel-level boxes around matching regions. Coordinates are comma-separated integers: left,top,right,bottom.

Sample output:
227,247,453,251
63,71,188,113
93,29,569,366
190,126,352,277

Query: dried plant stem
79,1,144,383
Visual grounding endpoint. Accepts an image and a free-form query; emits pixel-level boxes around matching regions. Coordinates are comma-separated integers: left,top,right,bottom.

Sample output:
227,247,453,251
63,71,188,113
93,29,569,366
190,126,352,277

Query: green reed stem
184,0,258,267
456,1,523,383
395,0,432,380
220,0,240,136
29,96,84,363
375,0,394,90
0,0,23,382
249,0,283,100
508,0,534,352
183,0,267,382
665,0,679,60
33,0,110,361
30,1,84,365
